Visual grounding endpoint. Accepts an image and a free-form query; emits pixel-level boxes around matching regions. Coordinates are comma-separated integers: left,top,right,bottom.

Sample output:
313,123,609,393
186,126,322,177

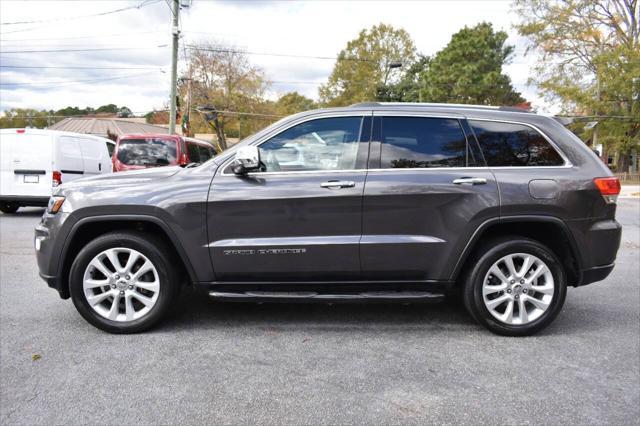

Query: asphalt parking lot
1,199,639,425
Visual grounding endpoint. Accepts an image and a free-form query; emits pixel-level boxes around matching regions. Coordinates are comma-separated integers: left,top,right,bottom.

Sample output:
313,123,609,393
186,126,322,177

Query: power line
0,30,165,43
185,45,374,62
0,46,168,54
1,0,161,26
0,71,160,88
1,65,165,70
2,108,284,120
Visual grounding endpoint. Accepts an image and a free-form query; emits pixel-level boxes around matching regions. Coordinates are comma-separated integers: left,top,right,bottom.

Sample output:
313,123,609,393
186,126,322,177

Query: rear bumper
0,195,49,207
567,218,622,286
579,263,615,286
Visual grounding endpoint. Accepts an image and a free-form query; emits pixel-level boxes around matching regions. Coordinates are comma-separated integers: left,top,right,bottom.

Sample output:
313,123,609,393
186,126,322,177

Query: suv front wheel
69,231,179,333
462,237,567,336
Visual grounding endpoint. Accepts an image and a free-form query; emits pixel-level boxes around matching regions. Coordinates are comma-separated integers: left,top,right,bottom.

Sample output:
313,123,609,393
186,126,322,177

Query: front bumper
35,212,74,298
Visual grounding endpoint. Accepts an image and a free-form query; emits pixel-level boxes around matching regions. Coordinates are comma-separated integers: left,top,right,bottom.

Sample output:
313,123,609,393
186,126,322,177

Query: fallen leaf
31,354,41,361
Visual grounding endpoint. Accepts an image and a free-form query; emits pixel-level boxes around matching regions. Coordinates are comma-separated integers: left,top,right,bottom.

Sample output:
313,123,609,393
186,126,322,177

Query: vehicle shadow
0,208,45,217
162,287,475,333
159,287,610,337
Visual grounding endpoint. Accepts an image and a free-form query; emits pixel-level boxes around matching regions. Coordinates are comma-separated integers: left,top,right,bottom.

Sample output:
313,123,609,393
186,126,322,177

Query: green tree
274,92,316,116
319,23,416,106
399,23,525,105
514,0,639,171
117,106,133,118
0,109,49,128
375,55,430,102
95,104,119,114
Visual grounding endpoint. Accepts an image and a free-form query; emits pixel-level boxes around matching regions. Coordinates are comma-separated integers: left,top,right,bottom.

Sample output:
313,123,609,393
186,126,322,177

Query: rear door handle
453,177,487,185
320,180,356,189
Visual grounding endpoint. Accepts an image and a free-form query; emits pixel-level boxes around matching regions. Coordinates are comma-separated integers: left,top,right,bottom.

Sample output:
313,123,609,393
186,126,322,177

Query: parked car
0,128,112,213
35,103,622,335
112,134,216,172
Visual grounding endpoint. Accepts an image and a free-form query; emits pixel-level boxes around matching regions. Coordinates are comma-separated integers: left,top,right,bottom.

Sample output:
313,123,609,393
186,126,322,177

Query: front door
361,114,500,281
207,114,371,282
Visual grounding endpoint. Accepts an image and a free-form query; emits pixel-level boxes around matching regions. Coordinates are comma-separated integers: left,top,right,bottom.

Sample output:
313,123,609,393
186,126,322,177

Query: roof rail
348,102,533,113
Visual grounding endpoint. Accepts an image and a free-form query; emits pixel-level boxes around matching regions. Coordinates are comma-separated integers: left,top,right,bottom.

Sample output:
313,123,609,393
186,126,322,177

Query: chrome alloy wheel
482,253,555,326
82,248,160,322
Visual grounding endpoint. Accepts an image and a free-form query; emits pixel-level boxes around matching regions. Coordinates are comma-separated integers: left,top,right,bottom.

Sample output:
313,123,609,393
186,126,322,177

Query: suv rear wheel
69,231,179,333
462,237,567,336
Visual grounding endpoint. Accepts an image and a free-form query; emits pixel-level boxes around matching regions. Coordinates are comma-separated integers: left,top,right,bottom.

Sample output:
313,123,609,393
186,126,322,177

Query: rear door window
117,138,177,166
469,120,564,167
197,145,213,161
380,117,470,168
186,142,201,163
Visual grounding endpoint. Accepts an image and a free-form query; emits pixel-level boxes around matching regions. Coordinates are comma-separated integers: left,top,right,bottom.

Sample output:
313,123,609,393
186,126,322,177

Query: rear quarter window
470,120,564,167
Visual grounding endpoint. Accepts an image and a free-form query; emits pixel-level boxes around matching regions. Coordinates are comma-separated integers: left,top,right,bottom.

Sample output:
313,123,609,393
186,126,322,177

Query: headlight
46,196,66,214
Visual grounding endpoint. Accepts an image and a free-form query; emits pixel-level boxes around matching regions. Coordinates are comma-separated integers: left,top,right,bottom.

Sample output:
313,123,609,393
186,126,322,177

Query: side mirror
231,146,261,174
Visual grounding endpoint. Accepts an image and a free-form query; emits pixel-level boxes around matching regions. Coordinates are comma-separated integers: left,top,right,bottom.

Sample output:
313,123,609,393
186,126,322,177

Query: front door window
257,116,363,172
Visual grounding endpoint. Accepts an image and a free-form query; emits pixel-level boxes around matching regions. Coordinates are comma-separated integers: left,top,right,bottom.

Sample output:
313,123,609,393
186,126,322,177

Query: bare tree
182,43,269,150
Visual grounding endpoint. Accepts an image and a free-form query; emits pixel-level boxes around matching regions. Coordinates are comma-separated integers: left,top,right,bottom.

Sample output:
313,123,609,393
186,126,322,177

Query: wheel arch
56,215,197,299
451,216,582,286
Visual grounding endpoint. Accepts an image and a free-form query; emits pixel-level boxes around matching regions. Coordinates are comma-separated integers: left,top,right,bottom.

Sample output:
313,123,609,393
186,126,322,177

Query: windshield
117,138,177,166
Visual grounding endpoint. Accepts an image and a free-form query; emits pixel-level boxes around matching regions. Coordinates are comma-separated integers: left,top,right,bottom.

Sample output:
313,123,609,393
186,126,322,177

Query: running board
208,290,445,303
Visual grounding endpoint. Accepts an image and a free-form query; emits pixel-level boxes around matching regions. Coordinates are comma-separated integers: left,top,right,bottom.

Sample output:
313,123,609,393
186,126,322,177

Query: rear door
361,113,500,281
78,137,105,176
56,136,85,183
2,131,53,197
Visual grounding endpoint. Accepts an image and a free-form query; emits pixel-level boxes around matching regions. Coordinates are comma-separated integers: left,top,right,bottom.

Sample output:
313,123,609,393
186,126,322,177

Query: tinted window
198,145,213,161
470,120,564,167
106,142,115,157
259,116,362,172
186,142,200,163
117,138,177,166
380,117,468,168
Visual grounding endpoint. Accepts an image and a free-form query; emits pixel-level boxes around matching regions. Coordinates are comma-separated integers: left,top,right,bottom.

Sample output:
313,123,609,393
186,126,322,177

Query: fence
614,172,640,184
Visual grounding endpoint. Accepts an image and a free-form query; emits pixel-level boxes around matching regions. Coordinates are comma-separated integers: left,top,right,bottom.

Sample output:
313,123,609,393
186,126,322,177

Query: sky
0,0,553,115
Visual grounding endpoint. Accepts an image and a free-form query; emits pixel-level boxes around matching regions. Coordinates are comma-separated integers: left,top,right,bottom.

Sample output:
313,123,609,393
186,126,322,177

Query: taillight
16,129,25,134
594,177,620,204
179,153,189,166
52,171,62,187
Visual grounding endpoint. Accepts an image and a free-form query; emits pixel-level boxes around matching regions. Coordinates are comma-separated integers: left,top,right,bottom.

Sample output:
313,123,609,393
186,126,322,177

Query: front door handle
453,177,487,185
320,180,356,189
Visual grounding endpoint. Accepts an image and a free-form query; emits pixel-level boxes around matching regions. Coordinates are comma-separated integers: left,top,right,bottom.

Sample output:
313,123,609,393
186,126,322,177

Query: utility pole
169,0,180,135
184,65,193,137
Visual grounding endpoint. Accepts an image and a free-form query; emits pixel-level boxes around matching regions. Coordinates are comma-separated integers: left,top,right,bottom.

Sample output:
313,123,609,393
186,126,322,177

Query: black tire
0,202,19,214
462,237,567,336
69,231,179,333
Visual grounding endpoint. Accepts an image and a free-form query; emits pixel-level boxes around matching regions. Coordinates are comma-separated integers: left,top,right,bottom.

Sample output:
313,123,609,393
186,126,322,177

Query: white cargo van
0,129,113,213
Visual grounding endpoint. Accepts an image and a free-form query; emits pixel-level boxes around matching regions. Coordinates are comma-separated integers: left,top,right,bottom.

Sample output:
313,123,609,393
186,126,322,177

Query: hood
57,166,182,191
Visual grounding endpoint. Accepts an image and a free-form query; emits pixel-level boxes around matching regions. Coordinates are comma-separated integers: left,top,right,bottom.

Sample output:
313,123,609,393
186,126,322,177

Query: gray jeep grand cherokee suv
35,103,622,336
